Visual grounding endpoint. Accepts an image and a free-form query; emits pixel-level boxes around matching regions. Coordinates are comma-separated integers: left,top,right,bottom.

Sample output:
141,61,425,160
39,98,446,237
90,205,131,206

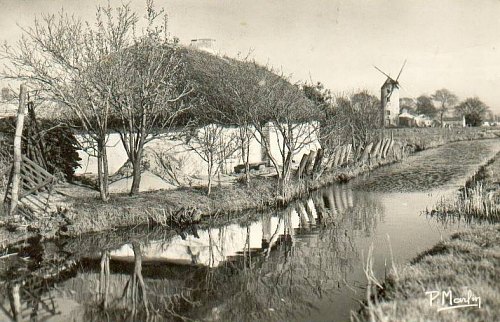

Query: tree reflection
0,183,385,321
0,238,71,321
186,184,384,321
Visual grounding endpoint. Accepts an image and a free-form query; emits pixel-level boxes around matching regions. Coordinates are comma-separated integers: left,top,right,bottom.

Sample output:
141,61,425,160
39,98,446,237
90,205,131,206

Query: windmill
374,60,406,127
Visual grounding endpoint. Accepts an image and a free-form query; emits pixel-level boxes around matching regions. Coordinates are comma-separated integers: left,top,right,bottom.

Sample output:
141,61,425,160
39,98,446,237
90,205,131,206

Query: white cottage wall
76,123,321,178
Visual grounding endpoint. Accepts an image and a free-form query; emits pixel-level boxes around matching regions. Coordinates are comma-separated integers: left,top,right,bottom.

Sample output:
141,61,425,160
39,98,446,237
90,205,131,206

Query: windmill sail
395,59,407,82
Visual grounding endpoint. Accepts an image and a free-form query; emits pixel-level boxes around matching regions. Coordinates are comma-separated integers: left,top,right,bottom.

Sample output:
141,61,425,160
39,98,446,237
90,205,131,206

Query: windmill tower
375,61,406,127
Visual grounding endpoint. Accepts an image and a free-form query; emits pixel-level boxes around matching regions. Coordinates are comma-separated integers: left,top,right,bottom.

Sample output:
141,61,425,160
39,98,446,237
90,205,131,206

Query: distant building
442,116,466,128
381,78,400,127
398,111,416,127
414,114,433,127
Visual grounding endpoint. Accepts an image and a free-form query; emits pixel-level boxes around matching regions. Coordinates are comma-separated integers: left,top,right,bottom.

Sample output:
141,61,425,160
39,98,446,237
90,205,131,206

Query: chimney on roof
190,38,216,54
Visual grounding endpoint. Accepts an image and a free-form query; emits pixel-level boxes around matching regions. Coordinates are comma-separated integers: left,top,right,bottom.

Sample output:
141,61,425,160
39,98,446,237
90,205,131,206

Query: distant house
398,111,416,127
413,114,433,127
398,110,437,128
442,116,466,128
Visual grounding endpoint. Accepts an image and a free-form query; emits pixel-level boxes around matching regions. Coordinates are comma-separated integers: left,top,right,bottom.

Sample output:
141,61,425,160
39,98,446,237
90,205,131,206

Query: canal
0,139,499,321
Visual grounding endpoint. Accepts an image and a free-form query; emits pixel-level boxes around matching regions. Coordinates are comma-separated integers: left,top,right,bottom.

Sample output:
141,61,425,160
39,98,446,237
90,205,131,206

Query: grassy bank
359,224,500,322
59,128,500,237
1,153,398,246
381,127,500,152
51,153,399,238
359,144,500,322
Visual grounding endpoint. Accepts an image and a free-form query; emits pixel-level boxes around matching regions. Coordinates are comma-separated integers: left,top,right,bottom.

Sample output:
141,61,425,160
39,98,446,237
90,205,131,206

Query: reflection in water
0,184,383,321
0,237,76,322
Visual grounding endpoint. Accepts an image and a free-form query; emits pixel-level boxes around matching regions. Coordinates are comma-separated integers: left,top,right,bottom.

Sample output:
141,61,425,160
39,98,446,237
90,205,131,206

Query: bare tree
303,82,346,165
431,89,458,127
186,54,320,196
1,3,138,201
183,122,239,195
399,97,416,114
248,67,320,197
109,3,192,195
186,52,260,186
321,91,381,154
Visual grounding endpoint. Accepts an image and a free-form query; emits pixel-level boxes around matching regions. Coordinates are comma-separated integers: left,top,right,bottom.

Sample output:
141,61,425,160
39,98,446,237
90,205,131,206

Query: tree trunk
278,177,286,199
10,84,27,216
207,161,213,196
245,143,250,185
9,284,21,321
132,242,148,316
97,139,110,201
99,251,110,309
130,144,144,196
279,151,293,198
243,128,251,186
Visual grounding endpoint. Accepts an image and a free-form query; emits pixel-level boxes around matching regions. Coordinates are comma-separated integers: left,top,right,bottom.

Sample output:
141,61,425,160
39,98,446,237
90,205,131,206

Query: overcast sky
1,0,499,113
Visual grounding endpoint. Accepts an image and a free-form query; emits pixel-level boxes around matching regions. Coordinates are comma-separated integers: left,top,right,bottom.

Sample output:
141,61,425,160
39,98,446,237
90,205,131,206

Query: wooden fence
295,138,399,179
3,155,56,219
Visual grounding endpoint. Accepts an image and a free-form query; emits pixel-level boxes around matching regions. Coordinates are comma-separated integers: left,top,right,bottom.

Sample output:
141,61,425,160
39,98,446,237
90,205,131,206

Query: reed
431,183,499,224
429,150,500,223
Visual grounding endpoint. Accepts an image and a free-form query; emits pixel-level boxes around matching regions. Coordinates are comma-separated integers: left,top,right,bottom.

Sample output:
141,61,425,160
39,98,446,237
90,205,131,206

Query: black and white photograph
0,0,499,321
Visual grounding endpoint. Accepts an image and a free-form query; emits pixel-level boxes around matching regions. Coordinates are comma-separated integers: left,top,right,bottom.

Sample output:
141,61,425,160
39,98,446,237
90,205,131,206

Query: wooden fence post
360,142,373,164
344,144,352,165
296,153,309,179
312,148,324,174
9,84,27,216
304,150,316,175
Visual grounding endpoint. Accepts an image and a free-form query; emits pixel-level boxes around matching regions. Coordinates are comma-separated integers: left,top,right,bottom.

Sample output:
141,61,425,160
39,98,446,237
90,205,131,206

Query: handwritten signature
425,289,481,312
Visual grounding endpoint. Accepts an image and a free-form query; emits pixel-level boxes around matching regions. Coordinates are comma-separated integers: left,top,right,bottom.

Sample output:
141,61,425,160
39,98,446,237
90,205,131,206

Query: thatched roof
178,46,315,125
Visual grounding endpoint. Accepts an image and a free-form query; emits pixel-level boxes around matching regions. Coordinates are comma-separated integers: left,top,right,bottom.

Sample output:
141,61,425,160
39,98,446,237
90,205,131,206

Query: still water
1,139,499,322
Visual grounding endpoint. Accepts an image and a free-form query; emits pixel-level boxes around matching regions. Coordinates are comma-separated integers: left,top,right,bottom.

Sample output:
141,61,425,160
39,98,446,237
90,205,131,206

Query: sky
0,0,500,114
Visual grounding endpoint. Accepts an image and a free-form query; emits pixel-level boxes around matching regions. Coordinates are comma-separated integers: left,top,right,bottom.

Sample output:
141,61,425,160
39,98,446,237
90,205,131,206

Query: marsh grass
53,153,399,238
62,177,279,236
429,151,500,224
430,184,500,225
